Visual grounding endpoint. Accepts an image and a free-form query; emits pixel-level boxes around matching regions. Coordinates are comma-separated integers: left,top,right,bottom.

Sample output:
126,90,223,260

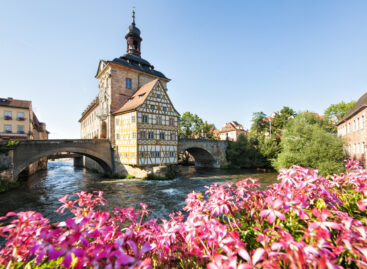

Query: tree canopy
226,134,267,168
273,113,345,175
324,101,356,122
178,112,216,139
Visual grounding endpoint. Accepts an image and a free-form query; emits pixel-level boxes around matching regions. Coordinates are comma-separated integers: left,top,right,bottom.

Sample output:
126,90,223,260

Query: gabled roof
113,79,158,114
219,121,246,133
0,97,31,109
337,92,366,125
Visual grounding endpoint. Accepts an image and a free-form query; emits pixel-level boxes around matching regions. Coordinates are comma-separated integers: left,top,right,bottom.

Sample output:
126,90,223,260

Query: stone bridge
0,139,113,181
0,138,228,181
178,139,229,168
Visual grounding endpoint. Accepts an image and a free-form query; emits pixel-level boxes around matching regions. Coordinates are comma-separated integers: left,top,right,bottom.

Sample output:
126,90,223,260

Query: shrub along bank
226,112,346,175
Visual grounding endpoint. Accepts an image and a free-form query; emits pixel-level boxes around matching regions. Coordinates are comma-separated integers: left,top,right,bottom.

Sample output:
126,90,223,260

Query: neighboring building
337,92,367,167
79,12,179,173
0,97,49,176
216,121,248,141
0,97,49,141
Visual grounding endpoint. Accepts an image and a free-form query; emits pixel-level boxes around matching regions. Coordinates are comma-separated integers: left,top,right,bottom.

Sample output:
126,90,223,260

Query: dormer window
126,78,132,89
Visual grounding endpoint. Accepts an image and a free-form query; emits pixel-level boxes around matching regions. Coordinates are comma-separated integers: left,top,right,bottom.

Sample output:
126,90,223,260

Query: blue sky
1,1,366,138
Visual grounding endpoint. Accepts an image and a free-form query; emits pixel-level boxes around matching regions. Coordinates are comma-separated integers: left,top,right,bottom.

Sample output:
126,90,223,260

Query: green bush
0,140,19,154
226,134,268,169
273,113,346,175
143,168,177,180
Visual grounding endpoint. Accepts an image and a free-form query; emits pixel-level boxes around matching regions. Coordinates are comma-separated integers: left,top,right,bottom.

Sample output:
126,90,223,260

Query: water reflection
0,161,277,223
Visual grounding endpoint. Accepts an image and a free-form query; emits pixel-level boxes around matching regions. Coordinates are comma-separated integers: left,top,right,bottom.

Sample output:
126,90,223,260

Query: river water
0,161,278,223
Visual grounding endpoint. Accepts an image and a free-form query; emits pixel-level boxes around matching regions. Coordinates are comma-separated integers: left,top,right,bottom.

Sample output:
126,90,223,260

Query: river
0,161,278,223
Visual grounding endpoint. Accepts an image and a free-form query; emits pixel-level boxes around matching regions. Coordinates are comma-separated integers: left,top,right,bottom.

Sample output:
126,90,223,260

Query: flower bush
1,159,367,268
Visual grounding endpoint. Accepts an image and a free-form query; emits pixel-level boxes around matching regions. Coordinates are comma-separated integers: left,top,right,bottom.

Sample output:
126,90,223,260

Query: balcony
17,117,25,121
4,116,12,120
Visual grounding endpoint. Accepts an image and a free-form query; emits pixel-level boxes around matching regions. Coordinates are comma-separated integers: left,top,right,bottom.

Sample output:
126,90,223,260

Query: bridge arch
12,140,113,179
181,147,218,168
177,139,229,168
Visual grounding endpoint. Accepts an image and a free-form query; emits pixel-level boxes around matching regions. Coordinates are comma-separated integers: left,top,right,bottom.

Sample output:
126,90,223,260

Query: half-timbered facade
113,79,179,166
79,11,179,170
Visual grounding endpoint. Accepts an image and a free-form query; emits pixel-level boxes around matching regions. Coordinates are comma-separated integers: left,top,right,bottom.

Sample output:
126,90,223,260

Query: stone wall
83,155,170,178
0,151,14,181
83,156,105,174
26,157,48,176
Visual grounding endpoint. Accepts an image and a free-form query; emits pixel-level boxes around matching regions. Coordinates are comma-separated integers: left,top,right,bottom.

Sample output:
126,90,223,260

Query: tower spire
125,8,142,57
132,8,136,26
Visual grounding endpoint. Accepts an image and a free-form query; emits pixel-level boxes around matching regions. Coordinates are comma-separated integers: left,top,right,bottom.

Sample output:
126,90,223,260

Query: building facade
0,97,48,141
79,12,179,174
0,97,49,176
337,92,367,167
215,121,248,141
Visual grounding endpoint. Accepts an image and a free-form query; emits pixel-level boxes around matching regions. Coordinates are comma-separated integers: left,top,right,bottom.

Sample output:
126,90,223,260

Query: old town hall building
79,12,179,173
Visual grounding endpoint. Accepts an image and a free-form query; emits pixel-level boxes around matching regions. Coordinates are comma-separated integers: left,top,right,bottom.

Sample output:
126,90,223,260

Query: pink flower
259,199,285,224
238,248,265,268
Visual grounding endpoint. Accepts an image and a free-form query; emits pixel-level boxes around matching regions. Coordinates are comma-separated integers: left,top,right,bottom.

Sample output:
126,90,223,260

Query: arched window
133,40,138,50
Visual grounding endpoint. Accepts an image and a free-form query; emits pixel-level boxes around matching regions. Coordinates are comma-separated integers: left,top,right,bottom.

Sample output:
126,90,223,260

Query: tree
272,106,297,133
249,112,267,136
324,101,356,122
249,107,297,163
178,112,216,139
226,134,267,168
179,112,201,138
200,121,216,139
273,113,346,175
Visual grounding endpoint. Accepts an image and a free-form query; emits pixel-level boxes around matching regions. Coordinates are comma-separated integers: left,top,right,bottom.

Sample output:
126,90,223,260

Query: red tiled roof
113,79,158,114
218,121,246,133
0,97,31,109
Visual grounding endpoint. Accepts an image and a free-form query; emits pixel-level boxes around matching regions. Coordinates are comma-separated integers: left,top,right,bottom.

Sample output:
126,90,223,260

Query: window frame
4,125,12,133
17,125,24,134
17,112,25,120
142,115,148,123
4,111,12,120
125,78,132,89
